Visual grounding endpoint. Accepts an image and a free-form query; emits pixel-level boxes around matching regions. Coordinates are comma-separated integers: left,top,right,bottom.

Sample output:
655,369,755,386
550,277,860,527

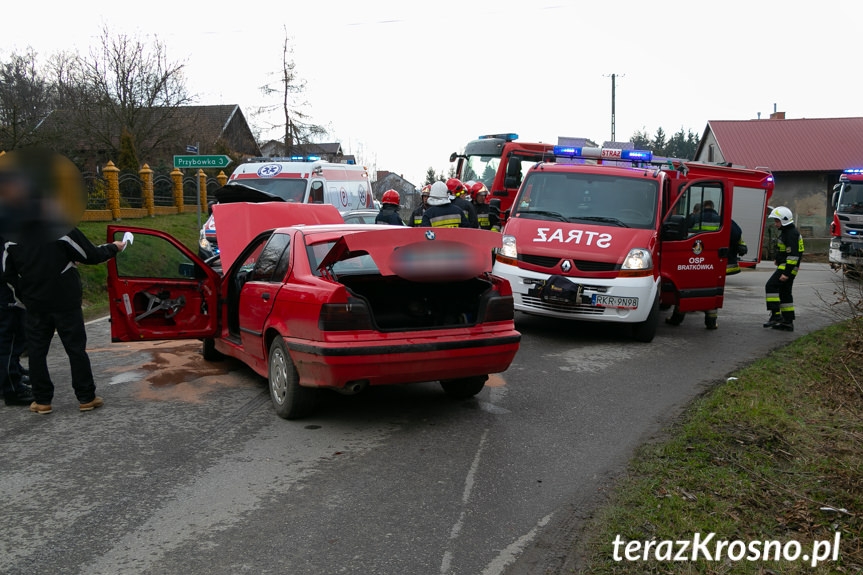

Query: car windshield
306,240,381,277
838,183,863,214
224,178,307,202
512,171,659,229
461,155,500,190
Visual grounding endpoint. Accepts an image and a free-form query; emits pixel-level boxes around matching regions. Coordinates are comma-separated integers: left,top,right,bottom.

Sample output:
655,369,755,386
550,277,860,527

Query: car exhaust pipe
336,380,369,395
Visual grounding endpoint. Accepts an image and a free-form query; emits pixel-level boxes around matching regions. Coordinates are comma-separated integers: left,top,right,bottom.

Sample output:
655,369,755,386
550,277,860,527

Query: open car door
106,226,220,342
659,179,733,313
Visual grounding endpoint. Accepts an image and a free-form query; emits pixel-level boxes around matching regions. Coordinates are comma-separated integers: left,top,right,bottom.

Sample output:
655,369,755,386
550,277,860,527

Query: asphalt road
0,263,844,575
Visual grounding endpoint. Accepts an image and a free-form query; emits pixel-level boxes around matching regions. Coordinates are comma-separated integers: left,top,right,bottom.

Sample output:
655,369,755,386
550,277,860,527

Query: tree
255,28,327,155
424,167,437,186
49,27,192,163
0,49,52,150
651,127,667,155
630,129,651,152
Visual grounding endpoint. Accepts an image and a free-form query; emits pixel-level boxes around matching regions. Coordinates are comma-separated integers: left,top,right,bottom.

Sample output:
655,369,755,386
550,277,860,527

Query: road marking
480,513,554,575
440,428,490,575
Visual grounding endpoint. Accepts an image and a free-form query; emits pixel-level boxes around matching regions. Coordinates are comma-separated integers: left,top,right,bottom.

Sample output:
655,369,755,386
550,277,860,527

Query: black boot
4,388,35,406
772,321,794,332
763,313,781,328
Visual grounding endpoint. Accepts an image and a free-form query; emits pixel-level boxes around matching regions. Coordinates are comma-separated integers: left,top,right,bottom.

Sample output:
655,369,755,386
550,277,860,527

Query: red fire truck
490,145,774,342
829,168,863,275
450,133,555,212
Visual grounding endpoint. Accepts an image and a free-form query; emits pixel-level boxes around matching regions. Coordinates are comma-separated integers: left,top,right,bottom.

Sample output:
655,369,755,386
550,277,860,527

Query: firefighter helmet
469,182,488,201
446,178,466,196
382,189,400,205
768,206,793,225
427,181,450,206
420,184,431,197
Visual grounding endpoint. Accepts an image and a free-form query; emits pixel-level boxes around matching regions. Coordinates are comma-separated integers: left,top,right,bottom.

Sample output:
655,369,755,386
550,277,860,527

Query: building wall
770,171,834,238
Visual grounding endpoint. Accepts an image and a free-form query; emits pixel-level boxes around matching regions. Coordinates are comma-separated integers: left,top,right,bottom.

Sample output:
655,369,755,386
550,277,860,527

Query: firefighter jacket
474,203,500,231
374,204,405,226
2,228,120,312
726,219,744,275
421,203,469,228
452,196,479,228
409,205,426,227
774,223,804,276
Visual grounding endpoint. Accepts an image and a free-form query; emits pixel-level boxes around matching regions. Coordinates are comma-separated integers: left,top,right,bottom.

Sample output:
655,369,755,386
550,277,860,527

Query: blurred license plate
592,294,638,309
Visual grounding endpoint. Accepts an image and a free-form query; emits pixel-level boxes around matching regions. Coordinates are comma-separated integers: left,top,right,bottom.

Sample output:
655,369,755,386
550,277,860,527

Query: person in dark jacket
469,182,498,231
725,219,746,276
447,178,479,228
2,229,126,414
763,206,804,331
421,182,469,228
375,189,405,226
409,185,431,227
0,233,32,406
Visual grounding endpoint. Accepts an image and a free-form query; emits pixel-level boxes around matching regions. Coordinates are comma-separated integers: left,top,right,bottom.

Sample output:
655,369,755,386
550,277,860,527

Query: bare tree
254,28,327,155
47,27,193,163
0,49,52,150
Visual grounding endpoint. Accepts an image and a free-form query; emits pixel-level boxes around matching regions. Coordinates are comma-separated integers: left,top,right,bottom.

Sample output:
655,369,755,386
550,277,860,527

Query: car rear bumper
283,331,521,388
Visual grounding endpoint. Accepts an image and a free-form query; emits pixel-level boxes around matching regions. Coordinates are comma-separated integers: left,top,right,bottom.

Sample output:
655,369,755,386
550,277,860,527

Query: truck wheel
202,338,224,361
665,306,686,326
268,337,316,419
632,295,660,343
440,375,488,399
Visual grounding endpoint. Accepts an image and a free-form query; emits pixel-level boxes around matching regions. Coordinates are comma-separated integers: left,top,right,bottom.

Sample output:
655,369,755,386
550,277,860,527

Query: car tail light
481,294,514,322
318,299,374,331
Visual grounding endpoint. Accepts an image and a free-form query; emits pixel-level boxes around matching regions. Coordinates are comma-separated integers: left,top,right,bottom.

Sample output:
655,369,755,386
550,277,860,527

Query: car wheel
268,337,316,419
632,294,659,342
440,375,488,399
664,306,686,326
202,338,224,361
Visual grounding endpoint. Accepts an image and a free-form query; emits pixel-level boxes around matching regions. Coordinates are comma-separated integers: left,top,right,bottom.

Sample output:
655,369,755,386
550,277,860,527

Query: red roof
705,117,863,172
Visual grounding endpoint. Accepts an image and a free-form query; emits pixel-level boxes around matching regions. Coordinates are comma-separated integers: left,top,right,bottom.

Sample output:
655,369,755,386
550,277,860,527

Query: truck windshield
461,155,500,189
512,172,659,229
838,183,863,214
225,178,308,203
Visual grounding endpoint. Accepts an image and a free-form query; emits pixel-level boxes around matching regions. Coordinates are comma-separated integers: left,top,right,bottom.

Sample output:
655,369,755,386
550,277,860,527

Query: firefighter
764,206,804,331
421,181,468,228
726,219,747,276
409,185,431,227
375,189,405,226
447,178,479,228
469,182,497,231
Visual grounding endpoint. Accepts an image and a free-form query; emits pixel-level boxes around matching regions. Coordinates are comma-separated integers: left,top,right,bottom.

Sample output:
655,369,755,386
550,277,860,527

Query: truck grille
573,259,618,272
519,254,618,272
519,254,560,268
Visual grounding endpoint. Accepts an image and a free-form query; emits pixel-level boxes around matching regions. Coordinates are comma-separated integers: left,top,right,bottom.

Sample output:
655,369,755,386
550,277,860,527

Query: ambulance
199,156,373,259
491,146,774,342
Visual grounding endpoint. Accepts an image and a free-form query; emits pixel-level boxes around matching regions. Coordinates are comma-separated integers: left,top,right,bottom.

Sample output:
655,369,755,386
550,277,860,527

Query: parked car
107,203,520,419
342,209,380,224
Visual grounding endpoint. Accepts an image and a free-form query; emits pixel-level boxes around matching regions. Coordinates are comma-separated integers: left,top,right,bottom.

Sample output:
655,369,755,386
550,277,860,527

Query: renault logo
561,260,572,272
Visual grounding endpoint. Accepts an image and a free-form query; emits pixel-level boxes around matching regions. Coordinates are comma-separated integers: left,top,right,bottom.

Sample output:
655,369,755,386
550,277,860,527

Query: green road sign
173,155,231,169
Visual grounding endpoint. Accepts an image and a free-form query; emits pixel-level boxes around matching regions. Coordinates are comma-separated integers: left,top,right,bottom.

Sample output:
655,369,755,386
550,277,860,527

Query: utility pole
611,73,616,143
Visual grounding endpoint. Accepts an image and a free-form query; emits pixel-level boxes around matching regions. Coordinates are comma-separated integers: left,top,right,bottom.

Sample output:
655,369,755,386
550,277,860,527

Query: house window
708,144,715,163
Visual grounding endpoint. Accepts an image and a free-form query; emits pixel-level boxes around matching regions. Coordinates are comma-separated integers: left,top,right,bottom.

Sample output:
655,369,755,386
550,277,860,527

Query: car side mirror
662,214,687,241
489,198,501,213
449,152,458,162
179,262,196,278
833,183,842,192
832,191,839,210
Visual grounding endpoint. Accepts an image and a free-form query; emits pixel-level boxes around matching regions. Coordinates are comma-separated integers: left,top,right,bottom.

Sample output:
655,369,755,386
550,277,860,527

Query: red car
106,203,521,419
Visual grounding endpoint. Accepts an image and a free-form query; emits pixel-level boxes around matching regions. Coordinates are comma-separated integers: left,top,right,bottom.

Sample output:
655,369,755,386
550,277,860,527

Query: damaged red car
106,203,521,419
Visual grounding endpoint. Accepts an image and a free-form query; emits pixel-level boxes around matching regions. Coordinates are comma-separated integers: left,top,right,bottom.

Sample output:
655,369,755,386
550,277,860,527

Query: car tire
665,306,686,326
202,338,224,361
632,294,659,343
268,337,316,420
440,375,488,399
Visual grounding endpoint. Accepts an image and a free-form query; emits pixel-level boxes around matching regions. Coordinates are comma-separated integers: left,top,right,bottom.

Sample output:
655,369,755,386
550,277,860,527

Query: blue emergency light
844,168,863,175
553,146,653,163
478,133,519,141
289,155,321,162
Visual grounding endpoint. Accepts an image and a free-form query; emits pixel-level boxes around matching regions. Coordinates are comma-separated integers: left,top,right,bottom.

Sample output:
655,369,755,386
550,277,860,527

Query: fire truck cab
829,168,863,275
450,133,554,213
491,146,774,342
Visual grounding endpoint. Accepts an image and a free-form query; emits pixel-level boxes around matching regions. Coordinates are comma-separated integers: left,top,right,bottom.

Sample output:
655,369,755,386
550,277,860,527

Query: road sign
185,145,199,154
173,155,231,169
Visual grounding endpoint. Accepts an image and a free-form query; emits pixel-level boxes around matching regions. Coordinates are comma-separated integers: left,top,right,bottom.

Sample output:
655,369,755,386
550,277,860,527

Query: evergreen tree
424,167,437,186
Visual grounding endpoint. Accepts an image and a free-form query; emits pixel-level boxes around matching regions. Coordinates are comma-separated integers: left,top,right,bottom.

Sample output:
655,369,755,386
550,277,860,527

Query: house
259,140,356,164
694,113,863,238
373,171,418,210
33,104,260,172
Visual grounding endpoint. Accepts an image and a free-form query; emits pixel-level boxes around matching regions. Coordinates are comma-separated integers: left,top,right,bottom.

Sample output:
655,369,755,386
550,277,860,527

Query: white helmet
427,181,450,206
768,206,793,225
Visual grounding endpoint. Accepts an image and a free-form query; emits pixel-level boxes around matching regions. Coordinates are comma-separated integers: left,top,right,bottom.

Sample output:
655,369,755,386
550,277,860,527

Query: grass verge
77,212,202,319
575,321,862,574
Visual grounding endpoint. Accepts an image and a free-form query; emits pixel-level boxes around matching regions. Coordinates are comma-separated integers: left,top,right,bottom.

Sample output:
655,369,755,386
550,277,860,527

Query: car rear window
306,240,381,277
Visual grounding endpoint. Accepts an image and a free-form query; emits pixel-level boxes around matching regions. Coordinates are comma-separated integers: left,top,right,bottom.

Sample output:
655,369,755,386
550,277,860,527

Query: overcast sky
3,0,860,185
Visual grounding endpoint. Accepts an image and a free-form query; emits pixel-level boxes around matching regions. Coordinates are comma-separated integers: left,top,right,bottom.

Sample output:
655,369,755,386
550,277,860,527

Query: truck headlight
496,234,518,265
620,248,652,277
199,235,211,250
